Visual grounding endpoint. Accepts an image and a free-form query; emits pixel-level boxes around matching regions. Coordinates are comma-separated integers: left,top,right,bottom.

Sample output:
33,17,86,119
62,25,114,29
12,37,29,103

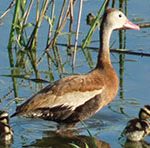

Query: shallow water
0,0,150,148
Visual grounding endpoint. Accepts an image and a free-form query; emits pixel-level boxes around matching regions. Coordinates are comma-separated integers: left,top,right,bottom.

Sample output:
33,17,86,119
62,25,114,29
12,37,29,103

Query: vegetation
0,0,149,102
0,0,110,102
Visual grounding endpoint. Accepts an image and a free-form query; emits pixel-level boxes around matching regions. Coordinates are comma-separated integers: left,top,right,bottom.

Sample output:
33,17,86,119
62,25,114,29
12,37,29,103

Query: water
0,0,150,147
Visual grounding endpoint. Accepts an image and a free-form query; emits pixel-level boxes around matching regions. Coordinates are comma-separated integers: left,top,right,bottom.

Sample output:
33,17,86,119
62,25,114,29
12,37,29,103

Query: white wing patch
50,88,104,110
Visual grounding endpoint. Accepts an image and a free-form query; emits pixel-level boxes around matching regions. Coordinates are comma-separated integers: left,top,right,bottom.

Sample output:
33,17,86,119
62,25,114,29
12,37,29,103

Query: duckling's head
139,105,150,120
0,111,9,125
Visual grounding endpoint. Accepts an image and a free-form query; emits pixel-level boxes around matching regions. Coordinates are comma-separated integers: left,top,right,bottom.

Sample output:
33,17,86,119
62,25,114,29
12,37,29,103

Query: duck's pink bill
124,20,140,30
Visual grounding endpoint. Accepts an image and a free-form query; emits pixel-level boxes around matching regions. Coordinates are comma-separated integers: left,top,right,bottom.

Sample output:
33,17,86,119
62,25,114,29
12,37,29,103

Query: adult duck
11,8,140,128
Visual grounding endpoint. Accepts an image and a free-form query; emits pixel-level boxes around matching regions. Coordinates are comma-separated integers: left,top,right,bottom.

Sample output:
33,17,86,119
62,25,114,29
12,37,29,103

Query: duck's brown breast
94,65,119,106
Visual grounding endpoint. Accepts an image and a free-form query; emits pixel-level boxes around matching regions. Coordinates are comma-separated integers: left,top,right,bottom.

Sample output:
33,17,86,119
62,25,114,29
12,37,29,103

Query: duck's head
0,111,9,125
102,8,140,31
139,105,150,120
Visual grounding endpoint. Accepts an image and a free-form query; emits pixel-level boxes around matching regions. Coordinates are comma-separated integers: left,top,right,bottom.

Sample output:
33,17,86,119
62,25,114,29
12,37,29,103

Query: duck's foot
56,123,78,137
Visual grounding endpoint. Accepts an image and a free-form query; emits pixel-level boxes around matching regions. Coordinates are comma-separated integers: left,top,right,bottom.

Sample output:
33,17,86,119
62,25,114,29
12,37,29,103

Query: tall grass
1,0,147,114
1,0,110,100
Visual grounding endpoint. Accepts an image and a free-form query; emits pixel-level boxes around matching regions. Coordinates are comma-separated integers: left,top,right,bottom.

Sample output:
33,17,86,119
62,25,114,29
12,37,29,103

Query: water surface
0,0,150,147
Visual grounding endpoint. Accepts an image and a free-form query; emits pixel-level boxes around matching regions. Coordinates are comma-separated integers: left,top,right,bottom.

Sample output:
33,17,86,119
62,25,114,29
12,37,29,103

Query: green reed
82,0,110,49
7,0,26,97
3,0,110,101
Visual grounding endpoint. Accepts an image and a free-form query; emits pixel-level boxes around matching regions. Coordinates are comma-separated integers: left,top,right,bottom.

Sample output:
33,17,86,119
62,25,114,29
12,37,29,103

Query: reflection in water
119,134,150,148
24,130,110,148
118,0,127,100
0,142,12,148
124,140,150,148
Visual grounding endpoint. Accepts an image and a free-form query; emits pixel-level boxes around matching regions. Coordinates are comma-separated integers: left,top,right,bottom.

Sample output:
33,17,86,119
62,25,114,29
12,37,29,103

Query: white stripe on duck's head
0,110,9,125
139,105,150,120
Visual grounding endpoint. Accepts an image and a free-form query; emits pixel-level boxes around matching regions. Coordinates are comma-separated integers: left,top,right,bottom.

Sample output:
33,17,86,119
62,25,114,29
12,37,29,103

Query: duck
11,8,140,129
0,111,13,144
122,105,150,142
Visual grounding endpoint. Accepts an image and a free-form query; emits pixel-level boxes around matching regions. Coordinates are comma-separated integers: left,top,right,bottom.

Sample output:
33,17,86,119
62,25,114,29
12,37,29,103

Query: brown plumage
11,8,140,127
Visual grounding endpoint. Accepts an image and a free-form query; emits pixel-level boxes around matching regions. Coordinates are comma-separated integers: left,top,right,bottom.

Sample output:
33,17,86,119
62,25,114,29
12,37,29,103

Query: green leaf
82,0,109,49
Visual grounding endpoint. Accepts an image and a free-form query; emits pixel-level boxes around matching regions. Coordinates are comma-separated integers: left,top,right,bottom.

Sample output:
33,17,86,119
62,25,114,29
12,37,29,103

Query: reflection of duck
124,140,150,148
11,9,139,129
0,111,13,144
123,105,150,142
24,130,110,148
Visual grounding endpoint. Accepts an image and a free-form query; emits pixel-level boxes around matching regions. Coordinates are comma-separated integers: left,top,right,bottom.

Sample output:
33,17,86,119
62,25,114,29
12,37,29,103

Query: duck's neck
96,24,113,69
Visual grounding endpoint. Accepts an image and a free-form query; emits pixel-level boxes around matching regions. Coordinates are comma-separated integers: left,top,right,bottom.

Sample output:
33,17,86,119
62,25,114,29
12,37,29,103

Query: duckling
122,105,150,142
0,111,13,144
123,118,150,142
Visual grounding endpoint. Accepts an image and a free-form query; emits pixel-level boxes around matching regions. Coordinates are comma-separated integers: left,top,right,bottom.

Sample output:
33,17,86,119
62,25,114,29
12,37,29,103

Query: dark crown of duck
139,105,150,120
11,8,140,127
0,111,9,125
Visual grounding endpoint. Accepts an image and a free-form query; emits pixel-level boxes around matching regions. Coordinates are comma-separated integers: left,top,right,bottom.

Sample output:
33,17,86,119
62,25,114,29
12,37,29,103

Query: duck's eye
119,14,122,18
